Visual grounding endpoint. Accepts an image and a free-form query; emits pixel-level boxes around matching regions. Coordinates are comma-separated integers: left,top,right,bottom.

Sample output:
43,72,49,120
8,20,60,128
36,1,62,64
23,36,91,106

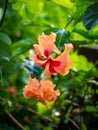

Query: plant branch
68,117,80,130
65,99,79,107
0,0,8,30
4,109,25,130
28,108,53,122
16,104,53,122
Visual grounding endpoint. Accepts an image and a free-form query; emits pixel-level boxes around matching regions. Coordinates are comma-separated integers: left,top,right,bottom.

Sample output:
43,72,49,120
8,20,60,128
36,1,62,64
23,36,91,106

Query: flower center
44,49,50,57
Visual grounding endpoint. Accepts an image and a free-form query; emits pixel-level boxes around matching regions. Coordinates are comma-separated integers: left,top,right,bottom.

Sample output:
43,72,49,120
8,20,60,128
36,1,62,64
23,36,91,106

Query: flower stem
0,0,8,30
64,16,74,30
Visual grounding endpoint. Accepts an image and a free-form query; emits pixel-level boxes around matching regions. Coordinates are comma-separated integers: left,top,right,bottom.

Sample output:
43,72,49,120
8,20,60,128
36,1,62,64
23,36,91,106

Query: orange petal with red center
43,59,61,77
31,54,47,67
44,62,53,77
34,33,61,57
54,43,73,75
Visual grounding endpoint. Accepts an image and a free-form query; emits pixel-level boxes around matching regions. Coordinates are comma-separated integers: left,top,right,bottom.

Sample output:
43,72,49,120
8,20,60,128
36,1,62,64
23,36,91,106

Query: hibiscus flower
23,77,60,108
31,32,73,77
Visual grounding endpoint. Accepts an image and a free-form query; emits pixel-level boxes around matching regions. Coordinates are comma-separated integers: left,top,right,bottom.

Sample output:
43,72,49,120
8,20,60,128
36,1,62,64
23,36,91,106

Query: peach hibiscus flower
31,32,73,77
23,77,60,108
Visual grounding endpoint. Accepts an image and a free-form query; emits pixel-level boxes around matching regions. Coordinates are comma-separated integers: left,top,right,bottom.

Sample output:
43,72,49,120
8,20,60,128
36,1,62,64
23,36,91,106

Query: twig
28,108,53,122
0,0,8,30
65,99,79,106
68,117,80,130
4,109,25,130
16,104,53,122
1,97,53,123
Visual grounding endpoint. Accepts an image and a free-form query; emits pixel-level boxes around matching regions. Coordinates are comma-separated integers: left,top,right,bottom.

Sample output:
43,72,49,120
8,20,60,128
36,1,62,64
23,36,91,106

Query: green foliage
0,41,12,60
0,0,98,130
81,122,87,130
44,29,70,49
71,52,94,71
56,29,70,49
52,0,74,9
11,38,33,58
0,32,12,45
83,2,98,30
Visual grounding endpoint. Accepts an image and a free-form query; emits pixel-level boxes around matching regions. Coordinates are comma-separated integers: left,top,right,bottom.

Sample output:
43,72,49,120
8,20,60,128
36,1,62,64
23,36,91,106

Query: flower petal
34,33,61,57
33,44,42,56
23,77,60,108
44,62,52,77
43,59,61,77
23,77,40,98
40,80,60,102
54,43,73,75
31,54,47,66
40,80,56,90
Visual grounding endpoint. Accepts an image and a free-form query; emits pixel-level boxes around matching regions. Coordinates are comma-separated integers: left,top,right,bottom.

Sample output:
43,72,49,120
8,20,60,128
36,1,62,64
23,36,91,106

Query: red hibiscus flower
31,32,73,77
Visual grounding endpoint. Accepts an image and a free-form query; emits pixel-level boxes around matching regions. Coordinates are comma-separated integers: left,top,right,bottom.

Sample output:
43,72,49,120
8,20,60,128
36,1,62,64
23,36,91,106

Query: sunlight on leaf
71,52,94,71
0,32,12,45
52,0,74,9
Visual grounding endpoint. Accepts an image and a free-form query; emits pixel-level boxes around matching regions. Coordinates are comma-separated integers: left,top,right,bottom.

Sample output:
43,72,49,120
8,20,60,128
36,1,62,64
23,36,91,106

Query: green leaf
55,29,70,50
72,29,98,40
81,122,87,130
65,105,73,118
0,32,12,45
44,29,70,50
70,0,97,3
0,40,12,60
1,60,15,72
0,88,10,99
82,2,98,30
71,52,94,71
73,5,88,25
52,0,74,9
37,102,49,114
86,105,97,113
11,38,33,58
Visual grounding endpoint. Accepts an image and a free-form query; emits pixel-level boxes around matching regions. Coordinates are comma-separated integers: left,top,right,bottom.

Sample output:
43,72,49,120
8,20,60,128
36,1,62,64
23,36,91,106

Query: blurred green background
0,0,98,130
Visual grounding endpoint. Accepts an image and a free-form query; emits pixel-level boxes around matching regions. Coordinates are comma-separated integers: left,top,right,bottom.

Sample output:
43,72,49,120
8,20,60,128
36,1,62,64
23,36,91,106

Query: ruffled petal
35,33,60,57
40,80,60,102
23,77,60,108
54,43,73,75
33,44,42,56
23,77,40,98
40,80,56,90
